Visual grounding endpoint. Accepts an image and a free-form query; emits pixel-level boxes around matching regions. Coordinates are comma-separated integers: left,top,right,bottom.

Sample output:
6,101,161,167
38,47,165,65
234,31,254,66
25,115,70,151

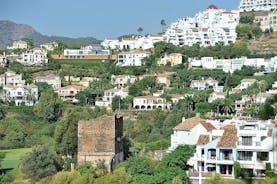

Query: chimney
196,113,200,117
209,133,212,142
182,117,186,122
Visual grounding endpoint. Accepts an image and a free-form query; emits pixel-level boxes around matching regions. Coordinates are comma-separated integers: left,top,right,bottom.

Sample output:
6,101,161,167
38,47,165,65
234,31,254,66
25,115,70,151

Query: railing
237,141,261,146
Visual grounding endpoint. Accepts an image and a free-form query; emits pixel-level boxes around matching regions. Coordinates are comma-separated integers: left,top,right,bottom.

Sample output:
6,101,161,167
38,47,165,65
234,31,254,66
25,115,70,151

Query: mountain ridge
0,20,100,49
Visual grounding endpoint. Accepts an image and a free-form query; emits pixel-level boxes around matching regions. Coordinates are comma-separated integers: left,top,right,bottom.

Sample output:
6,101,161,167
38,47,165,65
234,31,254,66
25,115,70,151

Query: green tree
21,144,62,181
195,102,211,114
34,91,62,122
95,167,133,184
125,156,154,176
160,19,166,32
258,102,276,120
204,173,227,184
137,27,143,35
161,145,195,170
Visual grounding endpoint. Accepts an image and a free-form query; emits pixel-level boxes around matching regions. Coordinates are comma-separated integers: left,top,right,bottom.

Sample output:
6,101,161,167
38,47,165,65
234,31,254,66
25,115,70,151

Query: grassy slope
0,148,31,169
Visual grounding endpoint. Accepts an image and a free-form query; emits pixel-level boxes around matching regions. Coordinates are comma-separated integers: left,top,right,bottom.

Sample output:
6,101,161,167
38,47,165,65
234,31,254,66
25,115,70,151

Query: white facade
0,71,25,87
239,0,277,12
0,53,7,67
7,40,28,50
187,119,274,178
34,74,61,91
190,77,223,92
111,75,137,89
208,92,226,103
17,48,48,66
64,46,111,59
101,35,165,50
2,84,38,106
169,117,215,151
133,96,171,110
165,5,239,47
95,88,128,107
189,56,277,74
117,50,150,67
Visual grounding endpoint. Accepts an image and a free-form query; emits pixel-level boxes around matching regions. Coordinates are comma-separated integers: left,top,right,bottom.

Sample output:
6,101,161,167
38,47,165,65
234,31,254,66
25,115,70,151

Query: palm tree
223,98,234,115
160,19,166,32
137,27,143,35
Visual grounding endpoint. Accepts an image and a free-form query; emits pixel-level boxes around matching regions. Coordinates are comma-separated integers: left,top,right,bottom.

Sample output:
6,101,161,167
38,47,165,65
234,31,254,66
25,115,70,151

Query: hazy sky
0,0,240,39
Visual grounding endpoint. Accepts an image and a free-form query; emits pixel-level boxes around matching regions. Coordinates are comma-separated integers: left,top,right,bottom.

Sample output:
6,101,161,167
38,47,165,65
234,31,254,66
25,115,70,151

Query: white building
33,74,61,91
7,40,28,50
111,75,137,89
0,71,25,87
0,53,7,67
133,95,171,110
40,42,58,51
232,78,257,93
157,53,183,66
190,77,223,92
189,56,276,74
169,117,215,151
208,92,227,103
117,50,150,67
17,48,48,66
57,85,86,103
2,84,38,106
101,35,165,50
165,5,239,47
95,88,128,108
187,118,274,178
239,0,277,12
64,46,111,59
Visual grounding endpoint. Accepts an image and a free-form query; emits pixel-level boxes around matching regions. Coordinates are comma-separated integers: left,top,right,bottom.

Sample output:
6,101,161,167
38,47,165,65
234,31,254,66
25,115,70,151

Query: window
257,152,269,161
238,151,253,161
242,136,252,146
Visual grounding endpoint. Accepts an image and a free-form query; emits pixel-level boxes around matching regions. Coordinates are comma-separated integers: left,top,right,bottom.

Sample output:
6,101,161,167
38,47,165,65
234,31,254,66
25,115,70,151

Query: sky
0,0,240,40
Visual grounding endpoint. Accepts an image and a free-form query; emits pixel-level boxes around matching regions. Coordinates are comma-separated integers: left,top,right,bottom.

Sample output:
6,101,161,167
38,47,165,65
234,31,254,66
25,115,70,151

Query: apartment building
17,48,48,66
187,119,274,179
165,5,239,47
2,84,38,106
101,35,164,50
117,50,150,67
239,0,277,12
64,45,111,59
189,56,277,74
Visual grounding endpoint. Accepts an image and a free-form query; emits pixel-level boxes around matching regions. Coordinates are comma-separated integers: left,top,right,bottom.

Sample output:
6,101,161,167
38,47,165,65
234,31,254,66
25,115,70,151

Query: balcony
237,141,261,147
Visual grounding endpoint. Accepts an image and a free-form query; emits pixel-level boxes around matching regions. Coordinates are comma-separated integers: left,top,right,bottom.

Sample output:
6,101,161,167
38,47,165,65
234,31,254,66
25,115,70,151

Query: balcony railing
237,141,261,146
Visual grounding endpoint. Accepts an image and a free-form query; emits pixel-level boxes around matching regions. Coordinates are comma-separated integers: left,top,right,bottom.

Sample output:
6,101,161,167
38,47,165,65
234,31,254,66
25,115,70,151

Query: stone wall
77,115,123,172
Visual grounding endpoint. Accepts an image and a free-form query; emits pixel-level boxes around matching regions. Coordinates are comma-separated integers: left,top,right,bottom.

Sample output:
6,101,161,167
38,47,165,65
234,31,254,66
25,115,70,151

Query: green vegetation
21,144,62,181
0,148,31,183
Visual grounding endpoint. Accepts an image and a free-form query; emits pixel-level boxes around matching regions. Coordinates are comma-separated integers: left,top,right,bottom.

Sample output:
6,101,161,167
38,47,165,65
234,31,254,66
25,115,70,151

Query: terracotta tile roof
174,117,215,131
268,130,272,137
217,125,237,148
197,135,209,145
201,122,216,131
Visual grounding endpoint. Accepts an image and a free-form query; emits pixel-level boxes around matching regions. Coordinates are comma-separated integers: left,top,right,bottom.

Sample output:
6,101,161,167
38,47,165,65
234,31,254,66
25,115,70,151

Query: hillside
248,33,277,55
0,20,100,49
